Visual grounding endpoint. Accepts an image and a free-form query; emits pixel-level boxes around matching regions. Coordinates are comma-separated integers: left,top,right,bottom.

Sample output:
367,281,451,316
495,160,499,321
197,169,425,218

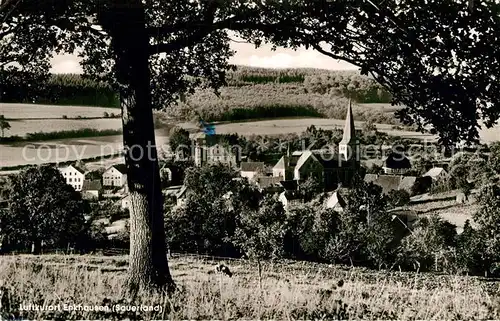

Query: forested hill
1,66,397,124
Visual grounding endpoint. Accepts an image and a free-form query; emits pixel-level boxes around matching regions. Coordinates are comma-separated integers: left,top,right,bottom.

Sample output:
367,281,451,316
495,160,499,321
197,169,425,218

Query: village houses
102,164,127,187
58,164,85,191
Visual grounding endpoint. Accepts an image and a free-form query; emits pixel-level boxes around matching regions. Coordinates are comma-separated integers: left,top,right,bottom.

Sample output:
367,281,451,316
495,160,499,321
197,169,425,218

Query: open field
0,254,498,320
0,103,119,119
0,132,169,169
180,118,436,140
181,117,500,143
5,119,122,137
409,200,477,233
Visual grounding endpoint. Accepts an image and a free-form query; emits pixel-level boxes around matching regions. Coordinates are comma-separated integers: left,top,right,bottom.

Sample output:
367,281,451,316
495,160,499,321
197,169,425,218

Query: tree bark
102,0,174,293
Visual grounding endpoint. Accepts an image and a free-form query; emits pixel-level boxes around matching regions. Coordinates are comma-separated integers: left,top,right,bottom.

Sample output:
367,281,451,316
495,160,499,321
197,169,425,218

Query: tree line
0,72,120,107
163,164,500,276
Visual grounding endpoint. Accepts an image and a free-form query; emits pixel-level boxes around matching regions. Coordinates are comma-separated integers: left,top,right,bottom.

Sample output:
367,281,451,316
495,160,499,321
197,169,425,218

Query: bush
387,189,411,208
397,215,457,272
61,115,68,119
103,112,109,118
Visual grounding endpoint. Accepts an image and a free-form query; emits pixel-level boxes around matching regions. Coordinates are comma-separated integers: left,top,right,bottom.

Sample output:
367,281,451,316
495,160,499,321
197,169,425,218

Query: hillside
1,66,400,125
0,255,498,320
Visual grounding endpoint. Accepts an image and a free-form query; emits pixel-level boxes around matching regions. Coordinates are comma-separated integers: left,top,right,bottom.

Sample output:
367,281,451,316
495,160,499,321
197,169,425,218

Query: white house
423,167,450,182
58,165,85,191
240,162,265,181
103,164,127,187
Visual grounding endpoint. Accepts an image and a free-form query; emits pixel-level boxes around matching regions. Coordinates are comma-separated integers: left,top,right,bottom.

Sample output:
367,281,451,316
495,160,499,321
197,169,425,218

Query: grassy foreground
0,255,499,320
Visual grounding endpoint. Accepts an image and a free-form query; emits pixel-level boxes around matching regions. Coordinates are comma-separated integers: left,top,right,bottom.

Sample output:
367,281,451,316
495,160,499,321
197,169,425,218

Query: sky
49,41,358,74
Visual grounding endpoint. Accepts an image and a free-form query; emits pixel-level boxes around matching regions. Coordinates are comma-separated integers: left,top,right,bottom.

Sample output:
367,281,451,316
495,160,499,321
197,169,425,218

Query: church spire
340,98,356,144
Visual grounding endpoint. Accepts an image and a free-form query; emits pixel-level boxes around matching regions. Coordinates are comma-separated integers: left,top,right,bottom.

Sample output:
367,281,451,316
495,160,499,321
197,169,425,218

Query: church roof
273,155,301,170
295,151,319,171
340,99,357,145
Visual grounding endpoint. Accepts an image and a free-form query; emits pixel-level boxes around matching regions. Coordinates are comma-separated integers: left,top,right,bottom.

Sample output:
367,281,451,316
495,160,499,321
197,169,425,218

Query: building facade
103,164,127,187
193,134,241,167
58,165,85,191
272,101,360,190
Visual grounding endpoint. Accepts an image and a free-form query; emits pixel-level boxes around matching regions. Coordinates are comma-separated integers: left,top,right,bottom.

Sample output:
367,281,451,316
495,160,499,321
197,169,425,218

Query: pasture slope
0,255,498,320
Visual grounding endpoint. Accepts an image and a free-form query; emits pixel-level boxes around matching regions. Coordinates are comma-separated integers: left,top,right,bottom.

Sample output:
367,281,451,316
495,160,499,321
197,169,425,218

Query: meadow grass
0,254,499,320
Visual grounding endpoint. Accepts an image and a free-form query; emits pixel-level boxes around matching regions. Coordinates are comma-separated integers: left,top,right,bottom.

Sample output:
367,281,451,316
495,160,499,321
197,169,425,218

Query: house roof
364,173,379,184
364,174,402,194
163,185,183,196
241,162,265,172
398,176,417,192
176,186,187,198
364,174,418,194
339,99,357,145
384,152,411,169
424,167,447,178
82,179,102,191
72,165,86,174
295,151,320,172
272,154,302,170
59,164,85,174
111,164,127,174
325,190,347,209
280,180,298,191
256,176,282,189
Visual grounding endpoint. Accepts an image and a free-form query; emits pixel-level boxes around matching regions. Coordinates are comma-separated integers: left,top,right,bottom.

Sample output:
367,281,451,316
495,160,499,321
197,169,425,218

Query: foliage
166,84,400,124
455,220,491,276
0,128,122,144
166,164,262,256
0,165,89,253
473,183,500,273
387,189,411,208
410,176,433,196
0,73,120,107
488,142,500,176
168,126,191,155
397,215,457,272
233,195,287,261
323,177,397,268
298,176,323,202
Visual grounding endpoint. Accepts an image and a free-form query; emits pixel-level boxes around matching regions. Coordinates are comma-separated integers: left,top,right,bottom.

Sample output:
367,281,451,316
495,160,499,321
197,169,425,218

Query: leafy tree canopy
1,0,500,144
0,165,89,252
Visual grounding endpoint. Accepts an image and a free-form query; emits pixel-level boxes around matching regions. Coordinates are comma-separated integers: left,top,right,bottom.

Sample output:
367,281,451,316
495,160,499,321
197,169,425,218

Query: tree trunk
103,0,174,293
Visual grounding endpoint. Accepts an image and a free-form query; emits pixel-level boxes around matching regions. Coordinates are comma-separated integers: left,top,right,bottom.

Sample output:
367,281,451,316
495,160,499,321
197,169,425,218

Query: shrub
103,112,109,118
61,114,68,119
397,215,457,272
387,189,411,208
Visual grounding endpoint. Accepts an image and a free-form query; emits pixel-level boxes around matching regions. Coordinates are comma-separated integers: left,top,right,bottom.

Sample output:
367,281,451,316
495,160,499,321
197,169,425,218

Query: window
69,178,72,182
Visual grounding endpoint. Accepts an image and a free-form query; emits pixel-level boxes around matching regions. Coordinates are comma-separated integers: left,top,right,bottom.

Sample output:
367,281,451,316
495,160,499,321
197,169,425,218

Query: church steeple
340,99,356,145
339,99,359,162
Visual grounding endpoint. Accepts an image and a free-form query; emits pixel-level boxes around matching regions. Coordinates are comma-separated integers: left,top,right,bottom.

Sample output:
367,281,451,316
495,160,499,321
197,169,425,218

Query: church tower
339,99,360,166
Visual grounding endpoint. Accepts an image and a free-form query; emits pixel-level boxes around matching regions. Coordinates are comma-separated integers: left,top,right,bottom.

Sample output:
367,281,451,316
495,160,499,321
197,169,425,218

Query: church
272,100,361,190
